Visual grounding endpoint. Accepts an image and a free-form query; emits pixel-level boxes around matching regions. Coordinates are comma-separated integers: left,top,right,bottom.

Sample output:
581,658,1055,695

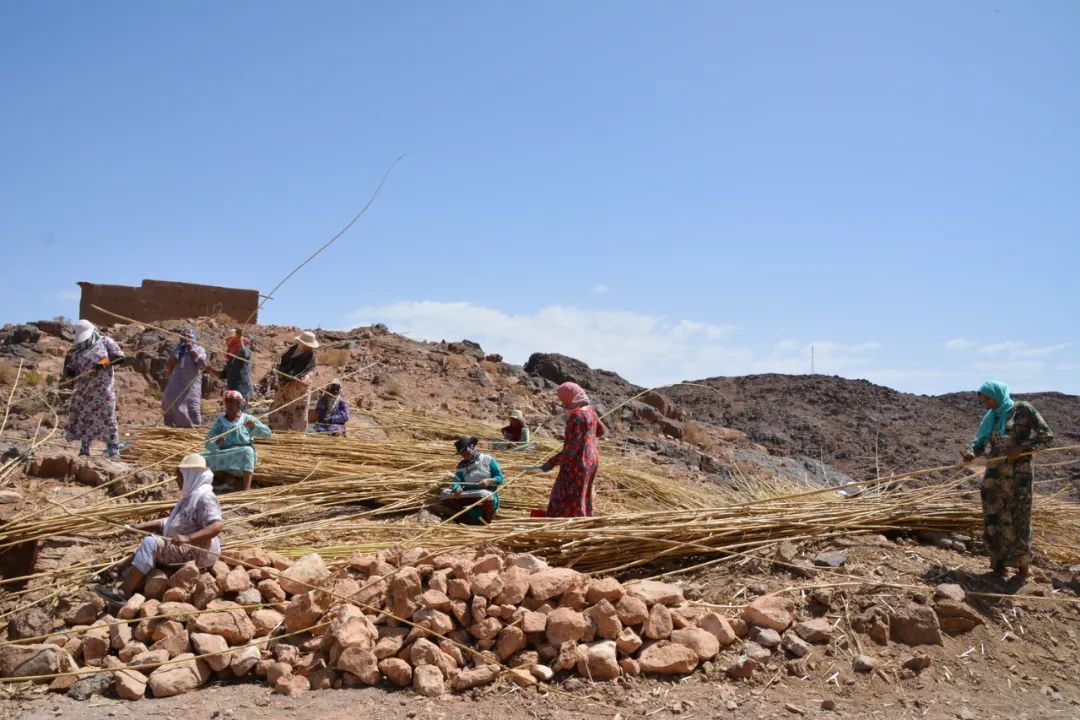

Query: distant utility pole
811,345,815,374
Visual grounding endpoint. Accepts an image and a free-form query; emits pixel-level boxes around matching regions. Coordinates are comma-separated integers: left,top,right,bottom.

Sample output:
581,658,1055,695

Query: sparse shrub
384,379,404,398
683,420,714,451
321,348,351,369
445,354,470,371
0,362,18,385
22,370,45,387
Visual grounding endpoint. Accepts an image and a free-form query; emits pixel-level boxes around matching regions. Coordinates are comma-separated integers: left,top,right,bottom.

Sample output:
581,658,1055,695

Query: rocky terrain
0,316,1079,719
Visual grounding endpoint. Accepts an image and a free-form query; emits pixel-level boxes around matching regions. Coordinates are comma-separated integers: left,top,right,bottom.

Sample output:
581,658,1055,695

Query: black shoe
93,585,126,606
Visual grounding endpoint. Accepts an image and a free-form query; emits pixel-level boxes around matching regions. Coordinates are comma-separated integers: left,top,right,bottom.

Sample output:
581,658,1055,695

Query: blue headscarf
972,380,1014,448
174,328,197,359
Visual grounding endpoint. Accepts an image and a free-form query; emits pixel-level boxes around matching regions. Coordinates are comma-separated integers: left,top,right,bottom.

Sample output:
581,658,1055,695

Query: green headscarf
972,380,1014,449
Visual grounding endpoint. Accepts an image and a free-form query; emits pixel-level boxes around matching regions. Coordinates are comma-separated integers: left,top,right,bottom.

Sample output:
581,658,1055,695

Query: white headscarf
163,467,215,537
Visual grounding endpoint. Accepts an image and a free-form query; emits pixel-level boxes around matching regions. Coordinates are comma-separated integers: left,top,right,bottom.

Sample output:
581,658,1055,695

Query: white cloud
351,300,874,387
945,338,976,351
1015,343,1072,358
589,284,609,295
56,289,80,301
977,341,1071,358
978,341,1026,356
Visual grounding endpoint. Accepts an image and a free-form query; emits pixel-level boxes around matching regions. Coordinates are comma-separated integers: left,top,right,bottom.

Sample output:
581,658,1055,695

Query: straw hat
178,453,208,470
74,319,95,344
509,410,525,422
296,331,320,349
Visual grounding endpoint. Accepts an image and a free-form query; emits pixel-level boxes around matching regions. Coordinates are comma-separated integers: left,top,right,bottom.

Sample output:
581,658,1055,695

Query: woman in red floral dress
538,382,607,517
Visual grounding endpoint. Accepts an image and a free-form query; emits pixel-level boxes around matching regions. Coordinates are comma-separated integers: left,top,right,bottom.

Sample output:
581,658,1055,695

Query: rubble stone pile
0,544,986,701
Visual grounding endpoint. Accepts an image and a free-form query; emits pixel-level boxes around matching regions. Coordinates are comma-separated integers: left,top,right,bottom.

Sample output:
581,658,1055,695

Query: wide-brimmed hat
178,453,208,470
74,319,95,344
509,410,525,422
296,331,320,349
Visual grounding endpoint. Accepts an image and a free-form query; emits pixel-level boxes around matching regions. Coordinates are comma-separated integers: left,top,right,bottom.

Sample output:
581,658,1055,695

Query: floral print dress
64,335,124,455
545,405,606,517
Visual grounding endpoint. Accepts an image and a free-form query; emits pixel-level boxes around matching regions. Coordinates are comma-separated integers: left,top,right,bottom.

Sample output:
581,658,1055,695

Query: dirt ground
5,534,1080,720
2,318,1079,720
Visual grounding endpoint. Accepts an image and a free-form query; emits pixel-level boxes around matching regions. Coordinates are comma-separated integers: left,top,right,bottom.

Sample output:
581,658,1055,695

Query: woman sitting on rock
96,454,223,603
202,390,273,491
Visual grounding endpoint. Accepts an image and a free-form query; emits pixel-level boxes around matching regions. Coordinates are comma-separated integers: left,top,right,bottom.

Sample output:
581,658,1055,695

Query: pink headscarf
223,390,244,404
556,382,589,409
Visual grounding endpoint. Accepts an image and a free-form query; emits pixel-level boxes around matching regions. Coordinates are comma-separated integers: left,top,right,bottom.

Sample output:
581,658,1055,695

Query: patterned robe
545,405,605,517
64,335,124,451
312,395,349,436
222,344,254,402
968,401,1054,571
162,345,207,428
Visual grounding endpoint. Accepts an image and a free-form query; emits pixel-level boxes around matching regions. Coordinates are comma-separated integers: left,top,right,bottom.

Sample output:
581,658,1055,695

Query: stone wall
77,279,259,327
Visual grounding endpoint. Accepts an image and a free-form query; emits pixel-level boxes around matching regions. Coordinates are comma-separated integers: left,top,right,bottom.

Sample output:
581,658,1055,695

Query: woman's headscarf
163,466,215,537
973,380,1015,448
175,328,198,360
223,389,245,409
72,320,99,351
454,436,479,454
556,382,590,410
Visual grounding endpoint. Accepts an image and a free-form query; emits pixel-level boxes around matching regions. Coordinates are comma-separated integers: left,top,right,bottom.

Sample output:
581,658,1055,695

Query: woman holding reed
962,380,1054,581
534,382,606,517
96,453,223,603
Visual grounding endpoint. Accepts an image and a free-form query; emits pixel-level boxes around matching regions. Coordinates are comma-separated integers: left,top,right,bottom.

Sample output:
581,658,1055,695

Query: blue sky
1,1,1077,394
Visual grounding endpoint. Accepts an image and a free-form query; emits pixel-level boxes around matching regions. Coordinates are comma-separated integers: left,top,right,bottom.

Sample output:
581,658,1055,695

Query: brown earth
663,374,1080,490
1,318,1079,719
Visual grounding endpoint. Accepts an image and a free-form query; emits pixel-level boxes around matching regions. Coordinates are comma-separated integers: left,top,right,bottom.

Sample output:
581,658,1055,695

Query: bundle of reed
235,472,1080,575
0,421,727,559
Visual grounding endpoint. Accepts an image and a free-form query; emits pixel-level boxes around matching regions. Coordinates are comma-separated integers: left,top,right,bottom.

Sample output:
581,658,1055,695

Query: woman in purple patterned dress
64,320,125,457
162,328,207,427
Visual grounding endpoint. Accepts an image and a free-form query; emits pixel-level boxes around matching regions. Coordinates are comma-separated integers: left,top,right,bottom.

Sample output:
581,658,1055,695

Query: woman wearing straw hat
530,382,606,517
95,453,223,603
311,378,349,436
269,331,319,431
962,380,1054,583
63,320,126,457
162,327,208,428
202,389,272,491
495,409,531,450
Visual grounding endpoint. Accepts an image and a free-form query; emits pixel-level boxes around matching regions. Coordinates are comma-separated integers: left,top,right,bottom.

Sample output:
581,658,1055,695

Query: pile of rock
0,547,991,702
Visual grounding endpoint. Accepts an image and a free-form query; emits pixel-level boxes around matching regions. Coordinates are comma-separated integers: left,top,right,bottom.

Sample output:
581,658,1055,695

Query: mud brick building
77,279,260,326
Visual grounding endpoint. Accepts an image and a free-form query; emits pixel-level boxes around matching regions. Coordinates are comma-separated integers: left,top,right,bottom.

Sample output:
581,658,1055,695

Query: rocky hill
662,373,1080,489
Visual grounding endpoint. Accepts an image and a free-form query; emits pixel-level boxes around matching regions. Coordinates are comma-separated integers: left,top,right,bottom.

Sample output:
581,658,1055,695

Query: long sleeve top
205,412,273,452
969,401,1054,457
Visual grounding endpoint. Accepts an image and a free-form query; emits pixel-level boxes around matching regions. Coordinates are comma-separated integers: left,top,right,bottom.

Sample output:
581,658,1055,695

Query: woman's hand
216,437,225,447
244,419,256,429
1005,444,1022,462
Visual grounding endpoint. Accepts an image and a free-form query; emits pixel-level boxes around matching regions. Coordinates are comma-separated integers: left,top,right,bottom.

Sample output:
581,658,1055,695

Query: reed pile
3,409,1079,638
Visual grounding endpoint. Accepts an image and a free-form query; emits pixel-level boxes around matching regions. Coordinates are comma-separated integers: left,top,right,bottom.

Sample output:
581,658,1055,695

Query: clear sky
2,1,1077,394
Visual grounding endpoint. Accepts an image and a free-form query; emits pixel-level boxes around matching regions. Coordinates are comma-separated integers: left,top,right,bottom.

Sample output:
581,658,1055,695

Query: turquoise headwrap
972,380,1014,449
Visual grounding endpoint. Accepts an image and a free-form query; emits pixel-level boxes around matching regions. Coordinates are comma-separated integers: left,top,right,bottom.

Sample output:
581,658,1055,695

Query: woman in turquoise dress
201,390,272,491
